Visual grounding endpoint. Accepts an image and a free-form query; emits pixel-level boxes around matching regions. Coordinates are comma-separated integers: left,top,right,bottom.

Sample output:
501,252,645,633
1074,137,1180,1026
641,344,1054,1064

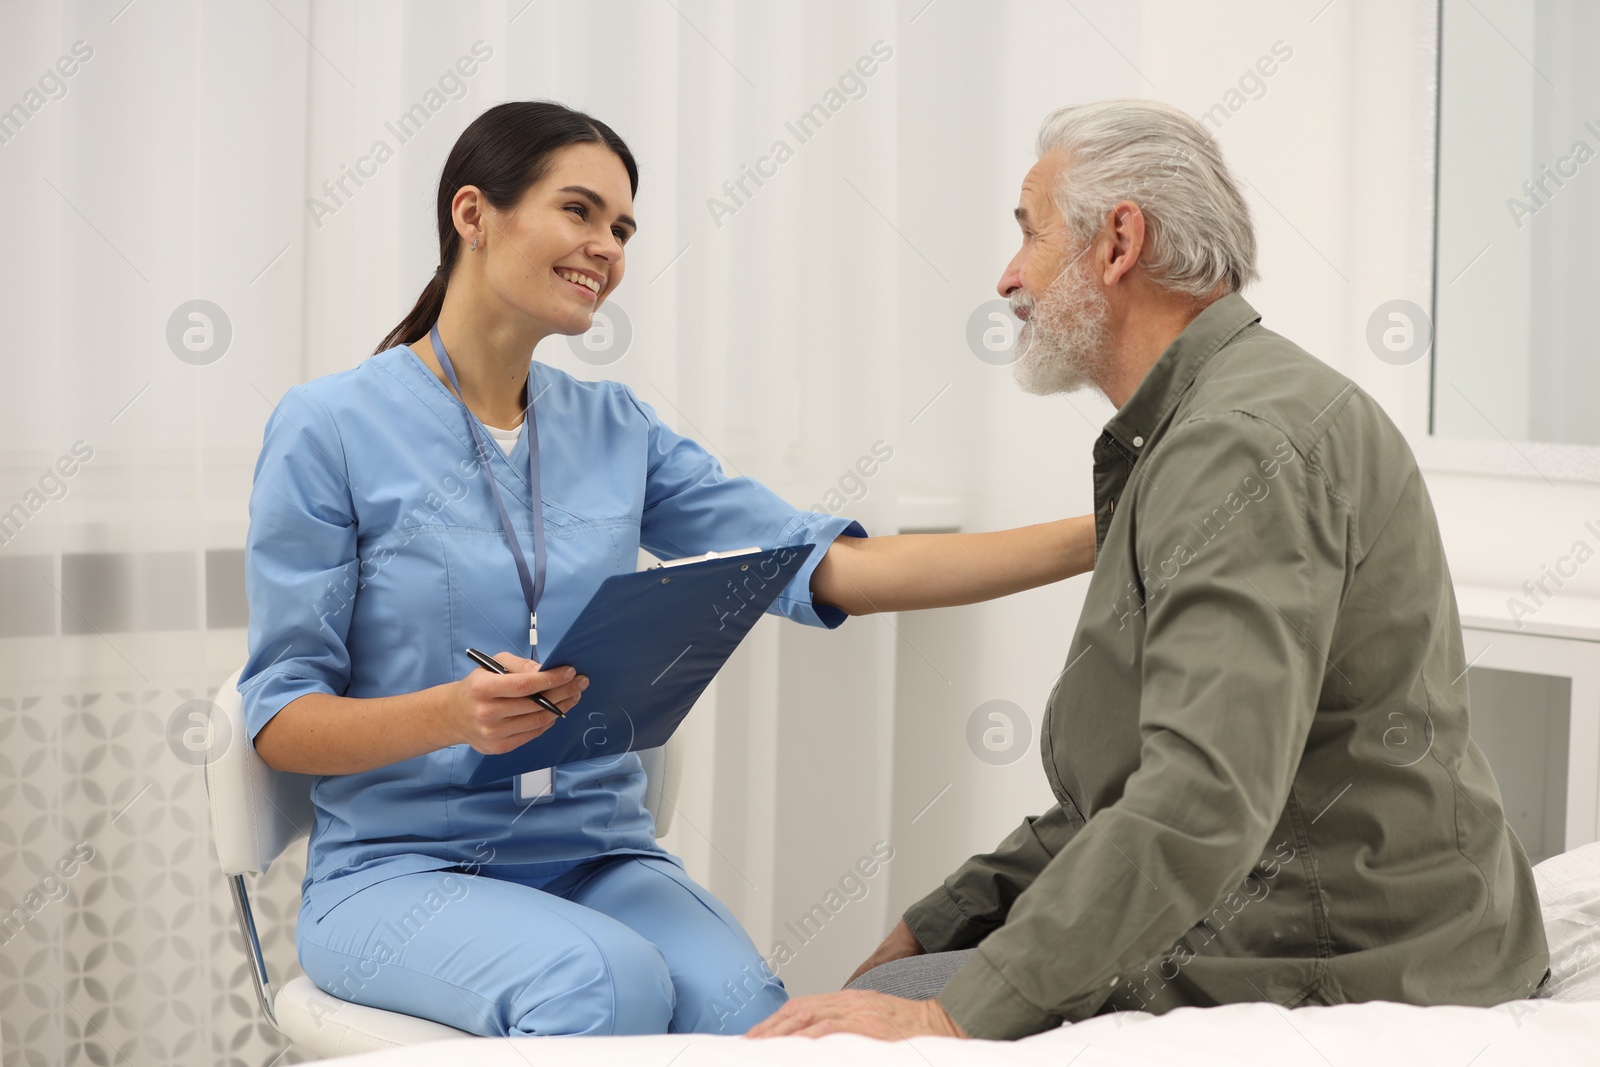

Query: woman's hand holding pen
450,652,589,755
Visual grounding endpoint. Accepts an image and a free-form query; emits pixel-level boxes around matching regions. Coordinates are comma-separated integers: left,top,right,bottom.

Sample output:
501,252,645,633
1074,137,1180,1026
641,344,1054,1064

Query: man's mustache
1007,242,1095,322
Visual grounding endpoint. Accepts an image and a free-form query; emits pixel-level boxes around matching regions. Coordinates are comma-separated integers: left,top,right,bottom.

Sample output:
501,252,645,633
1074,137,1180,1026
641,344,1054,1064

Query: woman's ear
452,185,487,248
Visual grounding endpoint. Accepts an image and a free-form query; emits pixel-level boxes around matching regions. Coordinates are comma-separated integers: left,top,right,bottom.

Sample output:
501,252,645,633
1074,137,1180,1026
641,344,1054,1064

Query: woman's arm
809,515,1096,616
254,654,588,776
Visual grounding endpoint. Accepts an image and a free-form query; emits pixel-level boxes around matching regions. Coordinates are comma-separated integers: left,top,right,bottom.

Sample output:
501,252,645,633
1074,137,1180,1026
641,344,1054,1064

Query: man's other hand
844,918,926,987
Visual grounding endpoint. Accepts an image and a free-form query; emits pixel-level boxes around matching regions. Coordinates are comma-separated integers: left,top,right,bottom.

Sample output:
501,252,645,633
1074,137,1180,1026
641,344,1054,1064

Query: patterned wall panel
1,682,315,1066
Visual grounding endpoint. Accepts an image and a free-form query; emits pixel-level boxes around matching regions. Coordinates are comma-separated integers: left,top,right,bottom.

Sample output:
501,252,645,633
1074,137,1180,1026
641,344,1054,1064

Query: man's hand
844,918,926,987
746,991,966,1041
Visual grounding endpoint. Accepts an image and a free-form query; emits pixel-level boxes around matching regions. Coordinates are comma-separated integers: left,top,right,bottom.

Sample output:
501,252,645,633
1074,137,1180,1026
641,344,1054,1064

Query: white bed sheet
322,998,1600,1066
326,843,1600,1065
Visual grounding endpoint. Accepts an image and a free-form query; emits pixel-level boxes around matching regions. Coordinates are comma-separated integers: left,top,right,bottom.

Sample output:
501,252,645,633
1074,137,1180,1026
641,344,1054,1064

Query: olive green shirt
904,293,1548,1039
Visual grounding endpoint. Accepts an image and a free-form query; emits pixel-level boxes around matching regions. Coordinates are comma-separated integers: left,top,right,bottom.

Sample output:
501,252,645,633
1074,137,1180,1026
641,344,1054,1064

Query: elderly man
749,99,1548,1042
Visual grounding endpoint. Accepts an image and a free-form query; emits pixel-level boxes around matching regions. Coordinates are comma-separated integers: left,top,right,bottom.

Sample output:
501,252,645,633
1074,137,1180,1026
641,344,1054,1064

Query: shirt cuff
937,946,1063,1040
770,513,867,629
902,883,979,954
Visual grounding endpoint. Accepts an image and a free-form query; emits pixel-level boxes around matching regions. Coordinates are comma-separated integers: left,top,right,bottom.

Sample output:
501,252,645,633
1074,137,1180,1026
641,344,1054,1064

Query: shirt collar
387,344,535,493
1100,291,1263,452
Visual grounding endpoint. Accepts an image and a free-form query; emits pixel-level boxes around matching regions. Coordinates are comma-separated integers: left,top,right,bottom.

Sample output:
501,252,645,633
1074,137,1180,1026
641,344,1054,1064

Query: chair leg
229,874,282,1034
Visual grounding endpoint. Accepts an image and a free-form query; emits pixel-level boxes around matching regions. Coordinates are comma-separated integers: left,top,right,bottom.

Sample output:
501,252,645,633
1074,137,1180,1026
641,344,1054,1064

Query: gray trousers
844,949,977,1001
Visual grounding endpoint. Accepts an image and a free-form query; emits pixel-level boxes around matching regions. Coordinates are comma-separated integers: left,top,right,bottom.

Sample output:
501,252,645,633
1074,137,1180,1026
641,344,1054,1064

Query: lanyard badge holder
430,324,553,805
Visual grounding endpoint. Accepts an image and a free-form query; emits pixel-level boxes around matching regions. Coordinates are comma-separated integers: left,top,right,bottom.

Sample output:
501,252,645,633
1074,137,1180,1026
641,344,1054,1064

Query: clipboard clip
652,546,763,570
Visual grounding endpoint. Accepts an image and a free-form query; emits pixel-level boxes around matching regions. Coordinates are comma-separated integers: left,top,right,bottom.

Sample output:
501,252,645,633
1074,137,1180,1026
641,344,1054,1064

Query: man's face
998,152,1112,396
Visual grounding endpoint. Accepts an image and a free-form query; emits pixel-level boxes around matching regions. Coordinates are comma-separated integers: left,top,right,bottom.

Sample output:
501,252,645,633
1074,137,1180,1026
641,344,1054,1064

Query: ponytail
371,101,638,356
375,267,451,356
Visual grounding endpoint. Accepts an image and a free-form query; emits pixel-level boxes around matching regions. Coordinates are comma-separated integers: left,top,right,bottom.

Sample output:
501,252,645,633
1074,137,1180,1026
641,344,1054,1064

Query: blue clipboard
465,543,817,784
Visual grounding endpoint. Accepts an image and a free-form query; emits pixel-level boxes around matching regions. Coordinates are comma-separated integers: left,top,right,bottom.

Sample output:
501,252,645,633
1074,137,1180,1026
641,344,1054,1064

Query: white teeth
557,269,600,293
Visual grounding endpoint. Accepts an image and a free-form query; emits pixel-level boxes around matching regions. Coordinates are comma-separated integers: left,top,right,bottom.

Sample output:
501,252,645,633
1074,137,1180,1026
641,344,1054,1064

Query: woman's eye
612,227,629,243
566,203,588,220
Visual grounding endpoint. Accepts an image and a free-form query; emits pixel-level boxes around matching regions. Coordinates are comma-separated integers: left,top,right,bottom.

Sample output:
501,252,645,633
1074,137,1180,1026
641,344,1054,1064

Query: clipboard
465,543,817,784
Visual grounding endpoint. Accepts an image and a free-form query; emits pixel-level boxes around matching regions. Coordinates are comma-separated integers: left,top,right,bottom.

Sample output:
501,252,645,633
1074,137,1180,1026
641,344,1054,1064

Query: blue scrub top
239,345,865,920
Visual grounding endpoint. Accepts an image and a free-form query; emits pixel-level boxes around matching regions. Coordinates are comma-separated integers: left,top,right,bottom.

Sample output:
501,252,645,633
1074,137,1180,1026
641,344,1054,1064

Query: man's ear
1102,200,1146,287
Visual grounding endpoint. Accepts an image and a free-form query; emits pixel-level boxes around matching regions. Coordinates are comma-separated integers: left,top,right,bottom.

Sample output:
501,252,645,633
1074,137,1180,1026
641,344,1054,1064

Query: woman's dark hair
374,101,639,355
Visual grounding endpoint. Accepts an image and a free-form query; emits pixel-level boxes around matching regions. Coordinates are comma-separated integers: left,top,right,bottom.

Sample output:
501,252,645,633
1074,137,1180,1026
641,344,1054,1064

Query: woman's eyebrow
559,185,638,232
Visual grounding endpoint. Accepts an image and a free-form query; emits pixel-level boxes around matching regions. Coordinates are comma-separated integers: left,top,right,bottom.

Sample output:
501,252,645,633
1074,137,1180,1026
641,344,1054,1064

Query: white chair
203,667,682,1058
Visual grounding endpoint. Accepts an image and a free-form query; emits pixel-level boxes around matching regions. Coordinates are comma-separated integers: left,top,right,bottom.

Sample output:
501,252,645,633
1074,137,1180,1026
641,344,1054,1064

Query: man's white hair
1035,99,1258,297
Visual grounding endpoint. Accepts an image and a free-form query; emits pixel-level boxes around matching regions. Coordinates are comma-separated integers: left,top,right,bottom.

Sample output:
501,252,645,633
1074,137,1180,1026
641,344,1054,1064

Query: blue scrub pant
297,853,787,1036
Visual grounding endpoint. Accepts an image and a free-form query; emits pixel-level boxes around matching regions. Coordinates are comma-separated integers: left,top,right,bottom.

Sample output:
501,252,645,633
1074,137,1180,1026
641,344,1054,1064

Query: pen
464,647,567,718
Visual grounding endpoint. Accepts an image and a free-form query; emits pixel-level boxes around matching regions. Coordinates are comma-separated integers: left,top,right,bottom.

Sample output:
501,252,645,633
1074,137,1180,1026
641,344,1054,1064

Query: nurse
241,100,1097,1038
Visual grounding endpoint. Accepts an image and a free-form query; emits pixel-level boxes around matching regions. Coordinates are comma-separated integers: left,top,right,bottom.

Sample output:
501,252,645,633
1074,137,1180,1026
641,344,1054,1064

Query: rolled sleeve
626,386,866,630
768,510,866,628
238,385,359,741
935,414,1339,1039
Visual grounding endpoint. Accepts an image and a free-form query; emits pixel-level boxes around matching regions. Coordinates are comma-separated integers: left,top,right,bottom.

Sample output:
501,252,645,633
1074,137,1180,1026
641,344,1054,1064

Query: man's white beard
1009,253,1112,396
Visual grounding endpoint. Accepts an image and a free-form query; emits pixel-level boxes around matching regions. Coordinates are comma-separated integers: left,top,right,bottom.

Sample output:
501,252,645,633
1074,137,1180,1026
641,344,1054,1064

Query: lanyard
429,323,547,653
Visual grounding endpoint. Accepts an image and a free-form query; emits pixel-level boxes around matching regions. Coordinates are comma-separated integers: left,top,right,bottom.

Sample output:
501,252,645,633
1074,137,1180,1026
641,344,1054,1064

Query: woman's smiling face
478,140,636,337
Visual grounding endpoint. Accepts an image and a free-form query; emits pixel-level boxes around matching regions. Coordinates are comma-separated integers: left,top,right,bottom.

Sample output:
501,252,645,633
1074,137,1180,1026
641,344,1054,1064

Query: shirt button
1132,436,1144,448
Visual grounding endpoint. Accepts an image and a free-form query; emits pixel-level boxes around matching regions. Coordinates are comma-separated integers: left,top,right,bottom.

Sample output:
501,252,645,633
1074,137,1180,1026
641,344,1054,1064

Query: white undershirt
484,421,521,454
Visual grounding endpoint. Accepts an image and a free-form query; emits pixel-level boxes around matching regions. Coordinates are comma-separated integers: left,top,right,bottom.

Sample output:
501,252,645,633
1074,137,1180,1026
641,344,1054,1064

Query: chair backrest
206,669,319,876
204,668,681,876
